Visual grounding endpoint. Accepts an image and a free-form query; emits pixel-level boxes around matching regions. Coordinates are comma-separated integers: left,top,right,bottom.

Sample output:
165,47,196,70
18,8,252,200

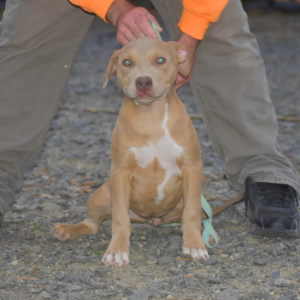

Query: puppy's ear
168,42,191,77
103,49,120,88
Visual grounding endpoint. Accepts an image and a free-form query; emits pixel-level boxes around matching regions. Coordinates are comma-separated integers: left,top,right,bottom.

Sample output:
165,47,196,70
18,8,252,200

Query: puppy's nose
135,76,152,92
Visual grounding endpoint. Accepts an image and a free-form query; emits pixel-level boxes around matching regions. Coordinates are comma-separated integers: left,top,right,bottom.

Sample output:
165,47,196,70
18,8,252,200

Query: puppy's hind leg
51,181,112,241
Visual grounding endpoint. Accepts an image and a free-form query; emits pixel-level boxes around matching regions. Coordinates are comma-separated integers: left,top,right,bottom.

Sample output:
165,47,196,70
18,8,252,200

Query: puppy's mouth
131,90,156,105
137,90,153,99
133,96,156,105
125,86,168,105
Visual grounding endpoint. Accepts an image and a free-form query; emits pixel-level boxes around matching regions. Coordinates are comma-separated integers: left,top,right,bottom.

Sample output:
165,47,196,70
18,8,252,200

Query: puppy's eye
156,57,165,64
123,59,132,66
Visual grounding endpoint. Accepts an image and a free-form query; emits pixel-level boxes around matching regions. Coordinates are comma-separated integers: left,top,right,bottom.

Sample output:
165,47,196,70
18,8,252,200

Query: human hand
106,0,163,45
175,32,201,91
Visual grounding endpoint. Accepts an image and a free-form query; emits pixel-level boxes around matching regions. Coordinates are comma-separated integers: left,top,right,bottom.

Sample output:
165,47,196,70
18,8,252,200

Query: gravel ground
1,4,300,300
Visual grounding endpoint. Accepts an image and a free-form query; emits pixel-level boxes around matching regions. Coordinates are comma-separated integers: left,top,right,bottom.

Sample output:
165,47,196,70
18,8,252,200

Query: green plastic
148,20,162,40
163,195,219,249
201,194,219,248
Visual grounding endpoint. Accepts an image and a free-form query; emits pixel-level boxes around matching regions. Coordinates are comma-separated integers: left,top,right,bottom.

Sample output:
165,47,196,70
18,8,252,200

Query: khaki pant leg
0,0,94,213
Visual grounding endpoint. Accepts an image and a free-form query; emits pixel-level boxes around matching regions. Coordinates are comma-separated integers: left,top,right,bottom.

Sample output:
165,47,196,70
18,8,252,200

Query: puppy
51,37,243,267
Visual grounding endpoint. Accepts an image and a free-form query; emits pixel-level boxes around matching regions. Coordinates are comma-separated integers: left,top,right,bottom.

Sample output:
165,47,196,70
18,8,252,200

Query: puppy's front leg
181,162,209,261
102,167,132,267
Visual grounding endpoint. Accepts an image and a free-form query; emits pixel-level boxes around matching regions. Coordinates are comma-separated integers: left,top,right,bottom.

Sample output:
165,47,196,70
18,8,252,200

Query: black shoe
245,176,300,238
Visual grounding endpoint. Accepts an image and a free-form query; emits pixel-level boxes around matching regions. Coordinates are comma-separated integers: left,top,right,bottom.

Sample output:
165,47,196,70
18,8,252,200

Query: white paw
182,246,209,261
102,251,129,267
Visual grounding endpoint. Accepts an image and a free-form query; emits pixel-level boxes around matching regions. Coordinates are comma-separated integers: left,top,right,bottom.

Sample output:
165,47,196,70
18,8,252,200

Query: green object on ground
201,194,219,248
163,195,219,249
89,246,103,256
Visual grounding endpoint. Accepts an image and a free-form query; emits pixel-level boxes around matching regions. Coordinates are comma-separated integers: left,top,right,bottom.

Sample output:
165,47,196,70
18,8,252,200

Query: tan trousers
0,0,298,213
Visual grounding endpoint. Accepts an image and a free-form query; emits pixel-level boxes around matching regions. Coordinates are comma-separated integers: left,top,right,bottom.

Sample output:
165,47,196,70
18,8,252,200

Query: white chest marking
130,104,183,203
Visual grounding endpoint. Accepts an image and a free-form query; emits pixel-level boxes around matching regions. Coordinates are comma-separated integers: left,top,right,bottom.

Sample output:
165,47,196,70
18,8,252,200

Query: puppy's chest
129,105,184,202
130,132,183,171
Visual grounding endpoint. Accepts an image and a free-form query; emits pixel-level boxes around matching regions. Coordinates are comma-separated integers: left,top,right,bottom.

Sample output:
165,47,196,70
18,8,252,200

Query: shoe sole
251,223,300,238
246,204,300,238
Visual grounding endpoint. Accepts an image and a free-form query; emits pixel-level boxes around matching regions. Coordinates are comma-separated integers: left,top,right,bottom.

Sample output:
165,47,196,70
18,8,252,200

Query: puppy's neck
120,88,179,135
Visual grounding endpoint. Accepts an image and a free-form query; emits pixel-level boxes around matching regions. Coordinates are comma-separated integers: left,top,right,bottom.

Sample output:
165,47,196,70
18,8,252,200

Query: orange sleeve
69,0,115,22
70,0,229,38
178,0,230,40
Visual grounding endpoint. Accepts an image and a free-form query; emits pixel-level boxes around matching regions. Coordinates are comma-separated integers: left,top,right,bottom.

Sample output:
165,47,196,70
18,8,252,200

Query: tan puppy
51,37,243,267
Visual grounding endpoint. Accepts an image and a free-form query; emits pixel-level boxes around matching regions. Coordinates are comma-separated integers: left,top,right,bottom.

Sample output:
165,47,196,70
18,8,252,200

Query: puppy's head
103,37,190,105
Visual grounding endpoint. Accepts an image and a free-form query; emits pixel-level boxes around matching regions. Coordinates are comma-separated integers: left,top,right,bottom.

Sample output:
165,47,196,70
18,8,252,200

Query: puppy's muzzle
135,76,153,92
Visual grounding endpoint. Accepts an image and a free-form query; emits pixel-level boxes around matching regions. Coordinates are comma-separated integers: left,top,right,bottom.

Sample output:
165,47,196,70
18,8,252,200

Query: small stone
214,288,239,300
253,258,268,266
11,260,18,266
0,281,15,289
79,273,91,286
220,254,229,258
91,282,106,289
124,288,134,296
185,278,200,287
230,219,241,225
12,204,23,212
158,256,173,265
155,290,170,298
167,236,182,248
73,255,90,263
203,257,219,266
147,256,157,261
227,269,238,278
31,245,42,254
207,277,221,284
74,85,88,95
65,274,79,283
100,290,117,298
272,271,280,278
67,292,81,299
278,296,298,300
56,273,65,280
94,268,108,277
0,253,10,259
128,289,154,300
169,267,181,275
274,278,289,287
66,284,82,292
57,291,67,299
40,291,52,299
278,243,288,251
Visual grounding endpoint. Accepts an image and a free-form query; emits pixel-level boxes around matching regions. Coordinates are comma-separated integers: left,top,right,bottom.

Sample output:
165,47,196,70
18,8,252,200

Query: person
0,0,299,238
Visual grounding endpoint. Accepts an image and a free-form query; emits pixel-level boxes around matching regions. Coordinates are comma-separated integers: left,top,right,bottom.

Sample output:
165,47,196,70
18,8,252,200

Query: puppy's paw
102,251,129,267
102,239,130,267
50,223,73,241
182,246,209,261
182,233,209,261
